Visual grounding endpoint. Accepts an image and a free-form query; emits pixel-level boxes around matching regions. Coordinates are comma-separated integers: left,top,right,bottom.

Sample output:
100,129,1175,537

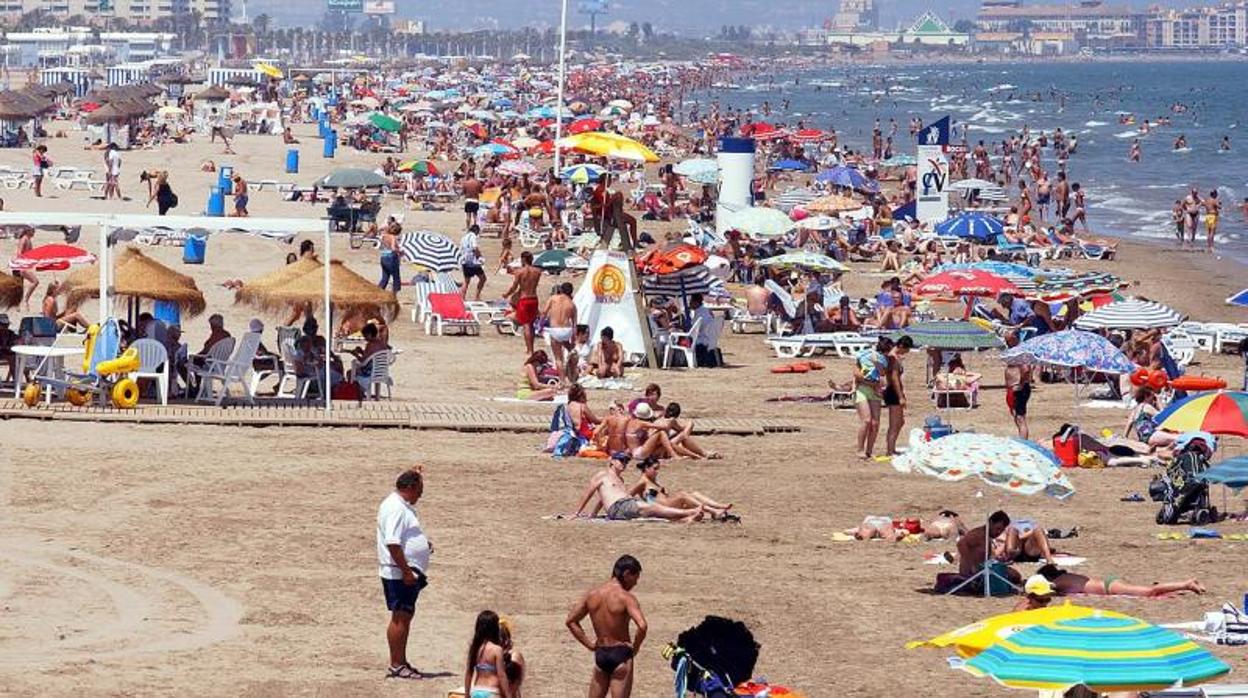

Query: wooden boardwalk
0,399,800,436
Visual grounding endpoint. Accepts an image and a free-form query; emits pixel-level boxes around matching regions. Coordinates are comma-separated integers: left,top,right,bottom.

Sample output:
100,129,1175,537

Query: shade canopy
1073,298,1185,330
262,259,399,321
234,256,323,311
315,168,388,189
64,247,206,317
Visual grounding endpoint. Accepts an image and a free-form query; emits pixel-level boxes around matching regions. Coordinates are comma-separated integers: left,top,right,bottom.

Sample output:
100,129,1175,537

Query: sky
251,0,1190,33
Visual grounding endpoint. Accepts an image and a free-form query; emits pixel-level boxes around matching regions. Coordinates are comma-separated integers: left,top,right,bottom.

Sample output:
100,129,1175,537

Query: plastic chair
186,336,235,398
196,333,260,405
129,338,169,405
354,350,394,399
663,317,702,369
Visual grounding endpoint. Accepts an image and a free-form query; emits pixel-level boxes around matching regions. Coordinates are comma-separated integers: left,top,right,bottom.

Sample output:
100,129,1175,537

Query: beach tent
572,250,651,364
1226,288,1248,307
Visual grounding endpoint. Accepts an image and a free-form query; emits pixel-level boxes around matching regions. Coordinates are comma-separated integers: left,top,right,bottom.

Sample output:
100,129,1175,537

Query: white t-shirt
106,149,121,177
376,491,430,579
459,230,483,267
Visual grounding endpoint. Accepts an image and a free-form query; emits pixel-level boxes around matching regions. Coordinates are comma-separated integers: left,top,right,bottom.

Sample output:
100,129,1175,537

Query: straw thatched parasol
85,103,132,124
250,259,398,321
0,272,20,308
62,247,206,317
234,255,323,311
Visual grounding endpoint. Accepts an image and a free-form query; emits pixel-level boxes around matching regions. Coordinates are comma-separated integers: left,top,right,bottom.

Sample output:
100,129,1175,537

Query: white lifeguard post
715,136,755,235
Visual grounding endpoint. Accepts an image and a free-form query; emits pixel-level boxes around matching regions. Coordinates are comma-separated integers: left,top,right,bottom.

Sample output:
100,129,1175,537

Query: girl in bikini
630,457,736,521
464,610,514,698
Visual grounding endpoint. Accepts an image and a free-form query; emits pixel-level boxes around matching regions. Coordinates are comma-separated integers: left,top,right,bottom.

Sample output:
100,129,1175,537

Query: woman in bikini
517,351,561,401
624,402,677,460
464,610,514,698
1036,564,1205,598
654,402,720,460
630,457,735,521
566,384,600,442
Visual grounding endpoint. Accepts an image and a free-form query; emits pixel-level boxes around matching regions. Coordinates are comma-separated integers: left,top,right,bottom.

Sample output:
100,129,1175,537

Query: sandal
386,664,423,680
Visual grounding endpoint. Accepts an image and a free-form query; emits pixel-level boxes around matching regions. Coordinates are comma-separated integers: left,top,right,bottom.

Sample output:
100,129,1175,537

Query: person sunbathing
571,452,704,523
625,403,678,460
922,510,967,541
629,457,735,521
854,515,908,541
1035,564,1205,598
518,350,561,401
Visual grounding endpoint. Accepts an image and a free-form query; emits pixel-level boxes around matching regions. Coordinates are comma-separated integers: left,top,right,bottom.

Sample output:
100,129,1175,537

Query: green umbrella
532,249,587,272
369,112,402,133
757,252,847,273
315,168,388,189
889,320,1003,351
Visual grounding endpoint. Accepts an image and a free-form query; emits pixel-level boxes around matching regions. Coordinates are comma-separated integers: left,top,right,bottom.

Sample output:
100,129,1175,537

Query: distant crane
578,0,608,35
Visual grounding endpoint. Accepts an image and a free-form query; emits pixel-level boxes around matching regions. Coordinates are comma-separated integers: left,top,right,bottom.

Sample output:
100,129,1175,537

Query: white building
3,28,176,67
826,12,970,48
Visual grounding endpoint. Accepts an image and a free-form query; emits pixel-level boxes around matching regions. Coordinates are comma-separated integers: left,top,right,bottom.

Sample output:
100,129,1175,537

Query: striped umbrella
641,265,726,299
916,270,1020,299
1073,298,1185,330
1002,329,1137,374
772,188,817,212
1154,391,1248,437
560,163,605,184
908,603,1129,659
960,615,1230,692
934,213,1006,243
399,232,460,273
497,159,538,176
757,252,847,274
1197,455,1248,488
889,321,1003,351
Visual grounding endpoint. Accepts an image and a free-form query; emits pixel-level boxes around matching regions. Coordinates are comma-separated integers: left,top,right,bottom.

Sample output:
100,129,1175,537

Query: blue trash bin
183,234,207,264
218,165,233,195
286,148,299,174
153,299,181,327
319,119,330,139
323,131,336,158
205,185,224,216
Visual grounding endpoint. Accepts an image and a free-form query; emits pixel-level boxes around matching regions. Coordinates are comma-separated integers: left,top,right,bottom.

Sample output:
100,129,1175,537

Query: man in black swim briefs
566,555,647,698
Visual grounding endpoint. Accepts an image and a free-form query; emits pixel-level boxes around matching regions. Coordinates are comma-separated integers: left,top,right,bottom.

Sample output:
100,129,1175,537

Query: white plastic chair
663,317,702,369
411,280,435,323
197,332,261,405
129,338,169,405
275,338,301,398
354,350,394,400
186,336,235,398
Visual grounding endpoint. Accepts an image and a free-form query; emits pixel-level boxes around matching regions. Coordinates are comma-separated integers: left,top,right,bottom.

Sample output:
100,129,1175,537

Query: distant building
1145,3,1247,49
826,12,969,48
2,28,177,67
0,0,230,23
976,1,1143,49
832,0,878,31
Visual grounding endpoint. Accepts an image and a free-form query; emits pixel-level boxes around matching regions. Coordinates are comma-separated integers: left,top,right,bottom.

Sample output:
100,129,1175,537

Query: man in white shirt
688,294,721,368
103,143,122,200
459,224,486,301
376,466,432,679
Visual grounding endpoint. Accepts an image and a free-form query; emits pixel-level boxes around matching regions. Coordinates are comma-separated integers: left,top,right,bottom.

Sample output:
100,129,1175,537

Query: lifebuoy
65,388,90,407
1130,368,1150,387
21,383,40,407
111,378,140,409
1148,371,1169,391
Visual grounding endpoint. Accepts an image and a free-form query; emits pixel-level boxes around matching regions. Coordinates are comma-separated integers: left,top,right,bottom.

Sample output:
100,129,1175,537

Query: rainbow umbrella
397,159,439,176
959,615,1230,692
907,603,1128,659
1153,390,1248,437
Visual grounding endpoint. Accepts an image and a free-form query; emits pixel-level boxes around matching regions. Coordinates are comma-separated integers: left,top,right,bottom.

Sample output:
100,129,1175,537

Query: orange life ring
1130,368,1150,387
1168,375,1228,392
1147,371,1169,391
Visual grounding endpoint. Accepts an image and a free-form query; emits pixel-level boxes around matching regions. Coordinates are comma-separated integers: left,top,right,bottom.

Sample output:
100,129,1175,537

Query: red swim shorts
513,296,540,326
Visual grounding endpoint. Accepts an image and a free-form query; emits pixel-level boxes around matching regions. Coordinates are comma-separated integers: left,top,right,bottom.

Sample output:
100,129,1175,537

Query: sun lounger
767,332,875,359
729,308,772,334
932,378,979,410
425,293,480,336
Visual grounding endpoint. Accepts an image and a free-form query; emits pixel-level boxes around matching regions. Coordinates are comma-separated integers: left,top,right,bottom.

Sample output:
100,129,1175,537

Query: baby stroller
1151,436,1216,526
664,616,759,698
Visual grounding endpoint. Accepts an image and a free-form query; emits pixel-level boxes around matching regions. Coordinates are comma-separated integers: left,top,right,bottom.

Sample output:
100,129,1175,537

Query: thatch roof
85,103,132,124
234,255,323,310
63,247,206,317
194,84,231,101
0,272,20,308
241,258,398,321
0,90,51,120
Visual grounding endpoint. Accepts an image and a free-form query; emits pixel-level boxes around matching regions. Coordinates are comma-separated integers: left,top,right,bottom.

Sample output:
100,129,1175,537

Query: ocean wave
1084,121,1109,127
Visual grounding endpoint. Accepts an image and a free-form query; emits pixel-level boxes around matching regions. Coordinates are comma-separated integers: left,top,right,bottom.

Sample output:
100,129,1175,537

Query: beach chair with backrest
275,338,302,398
186,336,235,399
354,350,394,400
411,279,436,324
196,332,260,405
425,293,481,336
128,338,169,405
663,317,702,369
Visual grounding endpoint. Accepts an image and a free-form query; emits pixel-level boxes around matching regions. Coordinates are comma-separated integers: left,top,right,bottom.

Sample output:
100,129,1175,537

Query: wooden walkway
0,399,799,436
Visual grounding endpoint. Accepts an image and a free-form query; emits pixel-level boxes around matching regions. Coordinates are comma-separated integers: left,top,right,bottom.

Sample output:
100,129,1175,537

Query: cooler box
923,415,954,441
183,234,207,264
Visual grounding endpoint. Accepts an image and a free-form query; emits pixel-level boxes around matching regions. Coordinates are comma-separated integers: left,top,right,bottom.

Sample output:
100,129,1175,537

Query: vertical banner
916,116,950,224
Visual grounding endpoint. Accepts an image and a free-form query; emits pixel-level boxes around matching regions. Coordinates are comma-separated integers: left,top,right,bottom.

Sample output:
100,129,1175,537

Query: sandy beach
2,117,1248,697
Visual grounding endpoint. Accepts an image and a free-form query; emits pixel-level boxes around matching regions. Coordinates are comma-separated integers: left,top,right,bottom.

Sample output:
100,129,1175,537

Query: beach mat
542,514,670,524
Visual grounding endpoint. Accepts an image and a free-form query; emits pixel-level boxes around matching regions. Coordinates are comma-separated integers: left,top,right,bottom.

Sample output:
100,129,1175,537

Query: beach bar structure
38,67,93,97
0,212,337,411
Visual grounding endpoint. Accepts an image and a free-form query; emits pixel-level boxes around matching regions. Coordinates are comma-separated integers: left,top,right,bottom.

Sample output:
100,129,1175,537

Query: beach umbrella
315,168,387,189
369,112,402,133
1153,391,1248,438
890,321,1003,351
561,163,605,184
558,131,658,163
265,260,399,322
1226,288,1248,307
598,105,627,118
769,159,808,172
568,117,602,134
740,122,776,137
532,249,587,272
916,270,1019,299
1197,454,1248,488
723,207,795,239
1073,298,1185,331
773,188,818,213
881,154,918,167
637,244,709,275
789,128,826,143
607,98,633,110
497,160,538,176
757,252,847,274
934,213,1005,243
399,232,460,273
816,165,878,192
397,159,439,176
641,264,725,299
9,243,96,272
0,273,20,307
959,615,1229,692
673,158,718,178
951,178,999,191
797,215,844,231
893,431,1075,499
235,256,323,311
156,105,185,118
253,61,283,79
64,247,206,317
1001,329,1137,374
471,143,517,158
907,603,1129,658
803,194,861,214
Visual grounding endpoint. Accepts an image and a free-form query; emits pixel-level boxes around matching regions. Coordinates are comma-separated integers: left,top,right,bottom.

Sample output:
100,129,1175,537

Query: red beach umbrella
10,243,96,272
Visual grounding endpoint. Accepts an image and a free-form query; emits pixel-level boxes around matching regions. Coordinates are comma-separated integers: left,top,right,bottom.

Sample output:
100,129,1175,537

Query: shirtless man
461,171,483,228
501,251,543,356
1053,172,1070,220
565,555,650,698
744,279,769,318
543,282,577,377
589,326,624,379
957,510,1021,585
572,454,703,524
1004,333,1033,439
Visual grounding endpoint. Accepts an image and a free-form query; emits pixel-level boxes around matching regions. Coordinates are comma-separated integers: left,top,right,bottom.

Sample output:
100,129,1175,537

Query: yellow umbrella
557,132,658,163
905,602,1127,659
254,62,283,79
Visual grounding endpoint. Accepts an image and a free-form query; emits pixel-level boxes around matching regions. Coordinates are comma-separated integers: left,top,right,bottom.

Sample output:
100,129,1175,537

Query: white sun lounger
767,332,875,359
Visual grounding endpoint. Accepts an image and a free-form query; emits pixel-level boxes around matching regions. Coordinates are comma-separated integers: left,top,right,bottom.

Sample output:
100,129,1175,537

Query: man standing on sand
543,281,577,377
501,251,543,356
459,224,487,301
566,555,649,698
231,174,249,217
1003,332,1033,439
1204,189,1220,254
461,171,482,229
377,466,432,680
103,143,122,200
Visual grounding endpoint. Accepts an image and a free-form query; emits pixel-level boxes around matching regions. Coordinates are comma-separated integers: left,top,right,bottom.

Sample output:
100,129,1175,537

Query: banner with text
916,144,949,223
327,0,363,11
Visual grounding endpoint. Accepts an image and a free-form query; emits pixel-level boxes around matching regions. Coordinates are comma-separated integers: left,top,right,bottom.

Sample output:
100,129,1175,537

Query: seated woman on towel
1033,563,1205,598
517,350,562,401
565,384,600,442
629,457,735,521
651,402,720,460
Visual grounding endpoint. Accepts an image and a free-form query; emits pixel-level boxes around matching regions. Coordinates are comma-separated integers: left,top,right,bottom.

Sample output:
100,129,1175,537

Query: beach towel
766,393,834,403
542,514,669,523
577,376,635,391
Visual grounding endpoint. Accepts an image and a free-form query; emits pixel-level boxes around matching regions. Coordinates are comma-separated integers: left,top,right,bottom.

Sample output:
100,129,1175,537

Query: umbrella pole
324,221,332,413
97,224,110,324
553,0,568,175
946,513,1021,598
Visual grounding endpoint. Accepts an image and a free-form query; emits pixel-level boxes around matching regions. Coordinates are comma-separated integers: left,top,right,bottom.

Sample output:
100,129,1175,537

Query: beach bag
330,381,362,401
168,192,179,209
1052,424,1080,467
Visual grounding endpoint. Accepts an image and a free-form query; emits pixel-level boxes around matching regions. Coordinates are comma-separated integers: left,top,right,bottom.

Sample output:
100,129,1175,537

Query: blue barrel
217,165,233,195
183,234,207,264
205,186,225,216
153,299,181,327
319,118,330,139
323,130,336,158
310,105,319,121
285,148,299,174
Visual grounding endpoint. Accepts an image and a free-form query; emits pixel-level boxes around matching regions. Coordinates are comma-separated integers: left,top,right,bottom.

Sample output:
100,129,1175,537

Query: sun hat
1024,574,1055,597
633,402,655,420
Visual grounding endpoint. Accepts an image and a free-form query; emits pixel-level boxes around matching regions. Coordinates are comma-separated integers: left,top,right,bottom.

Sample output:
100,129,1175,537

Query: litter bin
205,185,224,216
183,233,207,264
218,165,234,195
285,148,299,174
323,130,336,158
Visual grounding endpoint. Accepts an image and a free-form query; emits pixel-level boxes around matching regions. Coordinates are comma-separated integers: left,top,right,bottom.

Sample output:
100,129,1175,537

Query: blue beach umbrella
561,163,606,184
1226,287,1248,307
769,159,808,172
1197,455,1248,488
934,212,1005,243
815,165,878,192
1002,329,1138,374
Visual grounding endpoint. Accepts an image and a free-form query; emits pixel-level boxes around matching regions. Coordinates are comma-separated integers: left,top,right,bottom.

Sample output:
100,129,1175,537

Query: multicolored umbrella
561,163,606,184
1073,298,1185,331
9,243,96,272
1001,329,1137,374
397,159,439,176
934,212,1005,243
907,603,1129,658
757,252,847,274
890,321,1003,351
1154,391,1248,437
722,207,795,239
892,431,1075,499
641,265,726,299
802,194,861,214
497,160,538,176
960,615,1230,692
916,270,1020,298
